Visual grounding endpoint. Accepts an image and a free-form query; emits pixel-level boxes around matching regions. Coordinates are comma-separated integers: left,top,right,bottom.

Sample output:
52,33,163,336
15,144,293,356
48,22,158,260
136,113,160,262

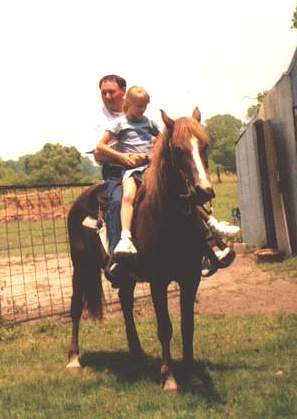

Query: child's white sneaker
113,237,138,257
215,247,232,260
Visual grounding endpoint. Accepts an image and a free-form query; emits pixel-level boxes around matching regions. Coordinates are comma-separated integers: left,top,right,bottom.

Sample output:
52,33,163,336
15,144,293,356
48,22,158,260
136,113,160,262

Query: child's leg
120,177,137,233
198,205,236,276
197,205,240,238
113,177,138,257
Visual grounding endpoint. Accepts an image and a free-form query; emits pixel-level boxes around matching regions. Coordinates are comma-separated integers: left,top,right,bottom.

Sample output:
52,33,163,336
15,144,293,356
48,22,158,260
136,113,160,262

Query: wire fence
0,184,177,325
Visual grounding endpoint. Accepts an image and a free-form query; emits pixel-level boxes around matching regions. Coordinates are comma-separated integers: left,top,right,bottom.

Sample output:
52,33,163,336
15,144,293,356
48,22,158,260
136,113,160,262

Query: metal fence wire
0,184,178,325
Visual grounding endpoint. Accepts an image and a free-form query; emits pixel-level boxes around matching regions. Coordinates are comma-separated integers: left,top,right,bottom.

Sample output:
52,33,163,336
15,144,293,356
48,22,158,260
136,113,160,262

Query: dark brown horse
66,108,213,392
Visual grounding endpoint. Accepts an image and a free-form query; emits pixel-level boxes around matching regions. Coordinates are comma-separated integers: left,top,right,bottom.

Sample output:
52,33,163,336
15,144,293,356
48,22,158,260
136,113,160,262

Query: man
91,75,146,253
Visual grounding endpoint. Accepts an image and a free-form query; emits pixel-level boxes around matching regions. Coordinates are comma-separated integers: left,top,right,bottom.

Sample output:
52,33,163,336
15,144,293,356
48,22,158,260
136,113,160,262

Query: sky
1,0,296,161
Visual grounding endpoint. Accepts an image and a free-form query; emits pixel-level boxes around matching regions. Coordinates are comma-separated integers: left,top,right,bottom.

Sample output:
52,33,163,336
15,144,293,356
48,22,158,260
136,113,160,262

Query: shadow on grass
80,350,245,404
176,360,224,403
80,350,160,384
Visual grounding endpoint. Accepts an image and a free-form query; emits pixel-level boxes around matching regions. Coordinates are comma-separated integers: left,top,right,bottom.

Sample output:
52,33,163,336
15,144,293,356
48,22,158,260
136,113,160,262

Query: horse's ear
160,109,174,130
192,107,201,122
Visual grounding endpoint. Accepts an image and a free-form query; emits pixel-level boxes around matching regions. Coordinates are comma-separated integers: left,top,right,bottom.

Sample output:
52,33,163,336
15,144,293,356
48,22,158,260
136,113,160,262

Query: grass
212,174,239,223
0,185,87,258
1,313,297,418
0,218,69,259
259,257,297,280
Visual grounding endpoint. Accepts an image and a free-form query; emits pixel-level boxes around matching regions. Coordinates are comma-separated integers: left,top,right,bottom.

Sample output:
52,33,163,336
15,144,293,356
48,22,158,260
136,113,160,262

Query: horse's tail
68,184,108,319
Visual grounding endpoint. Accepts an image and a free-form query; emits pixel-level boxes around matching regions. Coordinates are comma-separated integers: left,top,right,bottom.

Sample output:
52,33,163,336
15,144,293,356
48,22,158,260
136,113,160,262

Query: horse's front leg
150,281,180,393
180,275,200,378
118,278,144,358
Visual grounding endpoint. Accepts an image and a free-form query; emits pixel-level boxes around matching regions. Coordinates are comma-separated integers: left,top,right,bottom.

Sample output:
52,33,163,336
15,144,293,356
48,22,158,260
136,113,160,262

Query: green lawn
0,185,87,259
212,175,239,223
1,313,297,418
260,256,297,280
0,218,69,259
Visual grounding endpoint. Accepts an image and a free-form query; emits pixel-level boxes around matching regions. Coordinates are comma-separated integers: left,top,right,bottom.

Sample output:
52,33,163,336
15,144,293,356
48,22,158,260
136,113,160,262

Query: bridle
168,138,214,216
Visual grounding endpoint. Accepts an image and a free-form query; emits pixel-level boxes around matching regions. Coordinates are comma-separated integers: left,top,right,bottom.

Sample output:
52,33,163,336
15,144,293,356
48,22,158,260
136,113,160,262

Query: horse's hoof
66,354,81,369
162,376,181,393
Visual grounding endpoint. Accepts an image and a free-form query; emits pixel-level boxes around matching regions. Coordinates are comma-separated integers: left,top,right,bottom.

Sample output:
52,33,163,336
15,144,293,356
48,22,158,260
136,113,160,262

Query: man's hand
124,153,149,168
95,141,149,168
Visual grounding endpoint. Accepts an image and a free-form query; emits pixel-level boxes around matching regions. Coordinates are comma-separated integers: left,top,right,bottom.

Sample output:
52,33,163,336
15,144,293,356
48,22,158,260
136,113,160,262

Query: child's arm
94,131,146,168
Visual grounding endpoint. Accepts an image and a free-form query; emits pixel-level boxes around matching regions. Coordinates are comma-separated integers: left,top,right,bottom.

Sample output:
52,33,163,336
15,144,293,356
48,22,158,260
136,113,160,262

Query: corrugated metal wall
235,49,297,255
235,126,267,247
260,71,297,254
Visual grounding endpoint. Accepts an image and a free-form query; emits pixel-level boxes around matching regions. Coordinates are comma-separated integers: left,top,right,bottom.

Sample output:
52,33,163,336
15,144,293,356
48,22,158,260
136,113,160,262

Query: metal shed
235,47,297,256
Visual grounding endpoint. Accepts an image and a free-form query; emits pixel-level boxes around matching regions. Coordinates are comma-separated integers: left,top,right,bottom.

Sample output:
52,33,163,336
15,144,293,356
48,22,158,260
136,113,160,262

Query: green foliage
0,158,28,186
205,114,243,171
20,143,85,184
0,143,102,185
246,91,269,121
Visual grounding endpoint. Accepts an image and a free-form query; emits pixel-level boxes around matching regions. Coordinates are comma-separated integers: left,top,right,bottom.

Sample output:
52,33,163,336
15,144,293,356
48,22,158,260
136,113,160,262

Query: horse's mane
144,117,209,209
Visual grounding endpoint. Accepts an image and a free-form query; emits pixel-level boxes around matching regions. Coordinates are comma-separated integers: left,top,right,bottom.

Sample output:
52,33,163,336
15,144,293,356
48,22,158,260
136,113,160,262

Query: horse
66,108,214,392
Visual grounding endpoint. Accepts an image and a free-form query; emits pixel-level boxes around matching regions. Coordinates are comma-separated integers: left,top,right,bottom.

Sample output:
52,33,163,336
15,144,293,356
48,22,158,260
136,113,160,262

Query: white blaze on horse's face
190,137,212,191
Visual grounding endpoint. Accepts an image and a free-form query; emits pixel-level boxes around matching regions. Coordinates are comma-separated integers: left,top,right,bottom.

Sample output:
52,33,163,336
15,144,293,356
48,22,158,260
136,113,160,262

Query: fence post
216,166,222,183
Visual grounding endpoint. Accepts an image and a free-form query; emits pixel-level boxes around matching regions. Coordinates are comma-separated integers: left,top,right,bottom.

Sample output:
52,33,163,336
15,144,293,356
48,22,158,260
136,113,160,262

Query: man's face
100,80,125,112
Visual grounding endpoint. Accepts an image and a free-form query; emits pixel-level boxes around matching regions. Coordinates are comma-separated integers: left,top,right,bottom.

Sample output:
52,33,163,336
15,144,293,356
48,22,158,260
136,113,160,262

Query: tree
1,144,103,186
19,143,94,184
292,5,297,28
246,91,269,121
204,114,243,172
0,158,28,185
80,155,102,179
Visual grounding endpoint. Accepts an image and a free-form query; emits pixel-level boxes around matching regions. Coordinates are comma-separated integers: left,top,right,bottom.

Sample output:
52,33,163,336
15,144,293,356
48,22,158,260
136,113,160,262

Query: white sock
121,230,132,240
207,216,218,227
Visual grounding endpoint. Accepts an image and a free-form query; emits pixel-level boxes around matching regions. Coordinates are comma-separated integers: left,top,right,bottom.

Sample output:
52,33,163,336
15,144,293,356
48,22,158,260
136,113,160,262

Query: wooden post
217,166,222,183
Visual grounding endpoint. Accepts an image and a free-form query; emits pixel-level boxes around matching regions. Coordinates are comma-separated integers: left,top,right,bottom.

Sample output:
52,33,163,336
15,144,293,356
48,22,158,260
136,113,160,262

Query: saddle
79,182,113,228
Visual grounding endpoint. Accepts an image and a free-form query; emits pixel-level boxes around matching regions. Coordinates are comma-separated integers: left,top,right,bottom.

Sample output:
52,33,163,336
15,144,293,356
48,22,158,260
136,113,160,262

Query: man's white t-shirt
98,105,122,139
87,104,122,164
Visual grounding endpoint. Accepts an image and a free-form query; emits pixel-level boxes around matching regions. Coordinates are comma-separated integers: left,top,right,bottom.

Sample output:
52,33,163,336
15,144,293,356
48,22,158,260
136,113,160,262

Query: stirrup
201,256,218,277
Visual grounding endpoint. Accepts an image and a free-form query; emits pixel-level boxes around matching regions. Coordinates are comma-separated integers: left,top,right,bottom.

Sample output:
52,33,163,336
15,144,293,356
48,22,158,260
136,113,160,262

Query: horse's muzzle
195,186,215,205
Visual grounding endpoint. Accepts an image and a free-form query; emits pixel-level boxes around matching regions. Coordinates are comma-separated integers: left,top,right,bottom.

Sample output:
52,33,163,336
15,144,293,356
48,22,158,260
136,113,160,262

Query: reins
167,141,197,217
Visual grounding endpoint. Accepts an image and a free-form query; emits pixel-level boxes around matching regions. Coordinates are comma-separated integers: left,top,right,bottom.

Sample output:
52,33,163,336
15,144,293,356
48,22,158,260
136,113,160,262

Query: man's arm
94,131,147,168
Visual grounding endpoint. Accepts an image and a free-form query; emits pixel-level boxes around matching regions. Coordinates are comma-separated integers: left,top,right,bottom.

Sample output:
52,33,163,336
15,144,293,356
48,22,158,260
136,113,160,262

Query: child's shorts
122,164,148,183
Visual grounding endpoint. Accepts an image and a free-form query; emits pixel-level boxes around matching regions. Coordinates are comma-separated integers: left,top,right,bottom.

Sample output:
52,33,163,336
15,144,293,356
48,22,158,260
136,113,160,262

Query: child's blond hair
123,86,150,113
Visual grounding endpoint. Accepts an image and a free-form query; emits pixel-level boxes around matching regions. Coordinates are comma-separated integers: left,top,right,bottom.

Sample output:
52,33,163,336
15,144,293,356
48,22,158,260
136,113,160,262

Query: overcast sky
1,0,296,160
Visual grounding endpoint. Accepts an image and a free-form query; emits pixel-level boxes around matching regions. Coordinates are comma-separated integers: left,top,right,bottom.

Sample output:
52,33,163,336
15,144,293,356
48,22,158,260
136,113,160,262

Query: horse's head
160,107,215,208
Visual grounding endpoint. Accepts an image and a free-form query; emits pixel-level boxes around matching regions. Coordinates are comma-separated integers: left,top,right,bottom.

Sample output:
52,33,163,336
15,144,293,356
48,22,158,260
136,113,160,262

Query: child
96,86,160,256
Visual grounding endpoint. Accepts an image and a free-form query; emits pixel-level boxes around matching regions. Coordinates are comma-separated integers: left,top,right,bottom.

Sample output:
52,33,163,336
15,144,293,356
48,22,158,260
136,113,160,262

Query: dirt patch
1,252,296,323
124,253,297,319
196,253,297,315
0,190,70,222
0,254,176,323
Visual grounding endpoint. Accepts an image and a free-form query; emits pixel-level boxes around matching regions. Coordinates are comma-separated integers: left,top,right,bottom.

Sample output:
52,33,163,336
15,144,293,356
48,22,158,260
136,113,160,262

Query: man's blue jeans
104,178,123,253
